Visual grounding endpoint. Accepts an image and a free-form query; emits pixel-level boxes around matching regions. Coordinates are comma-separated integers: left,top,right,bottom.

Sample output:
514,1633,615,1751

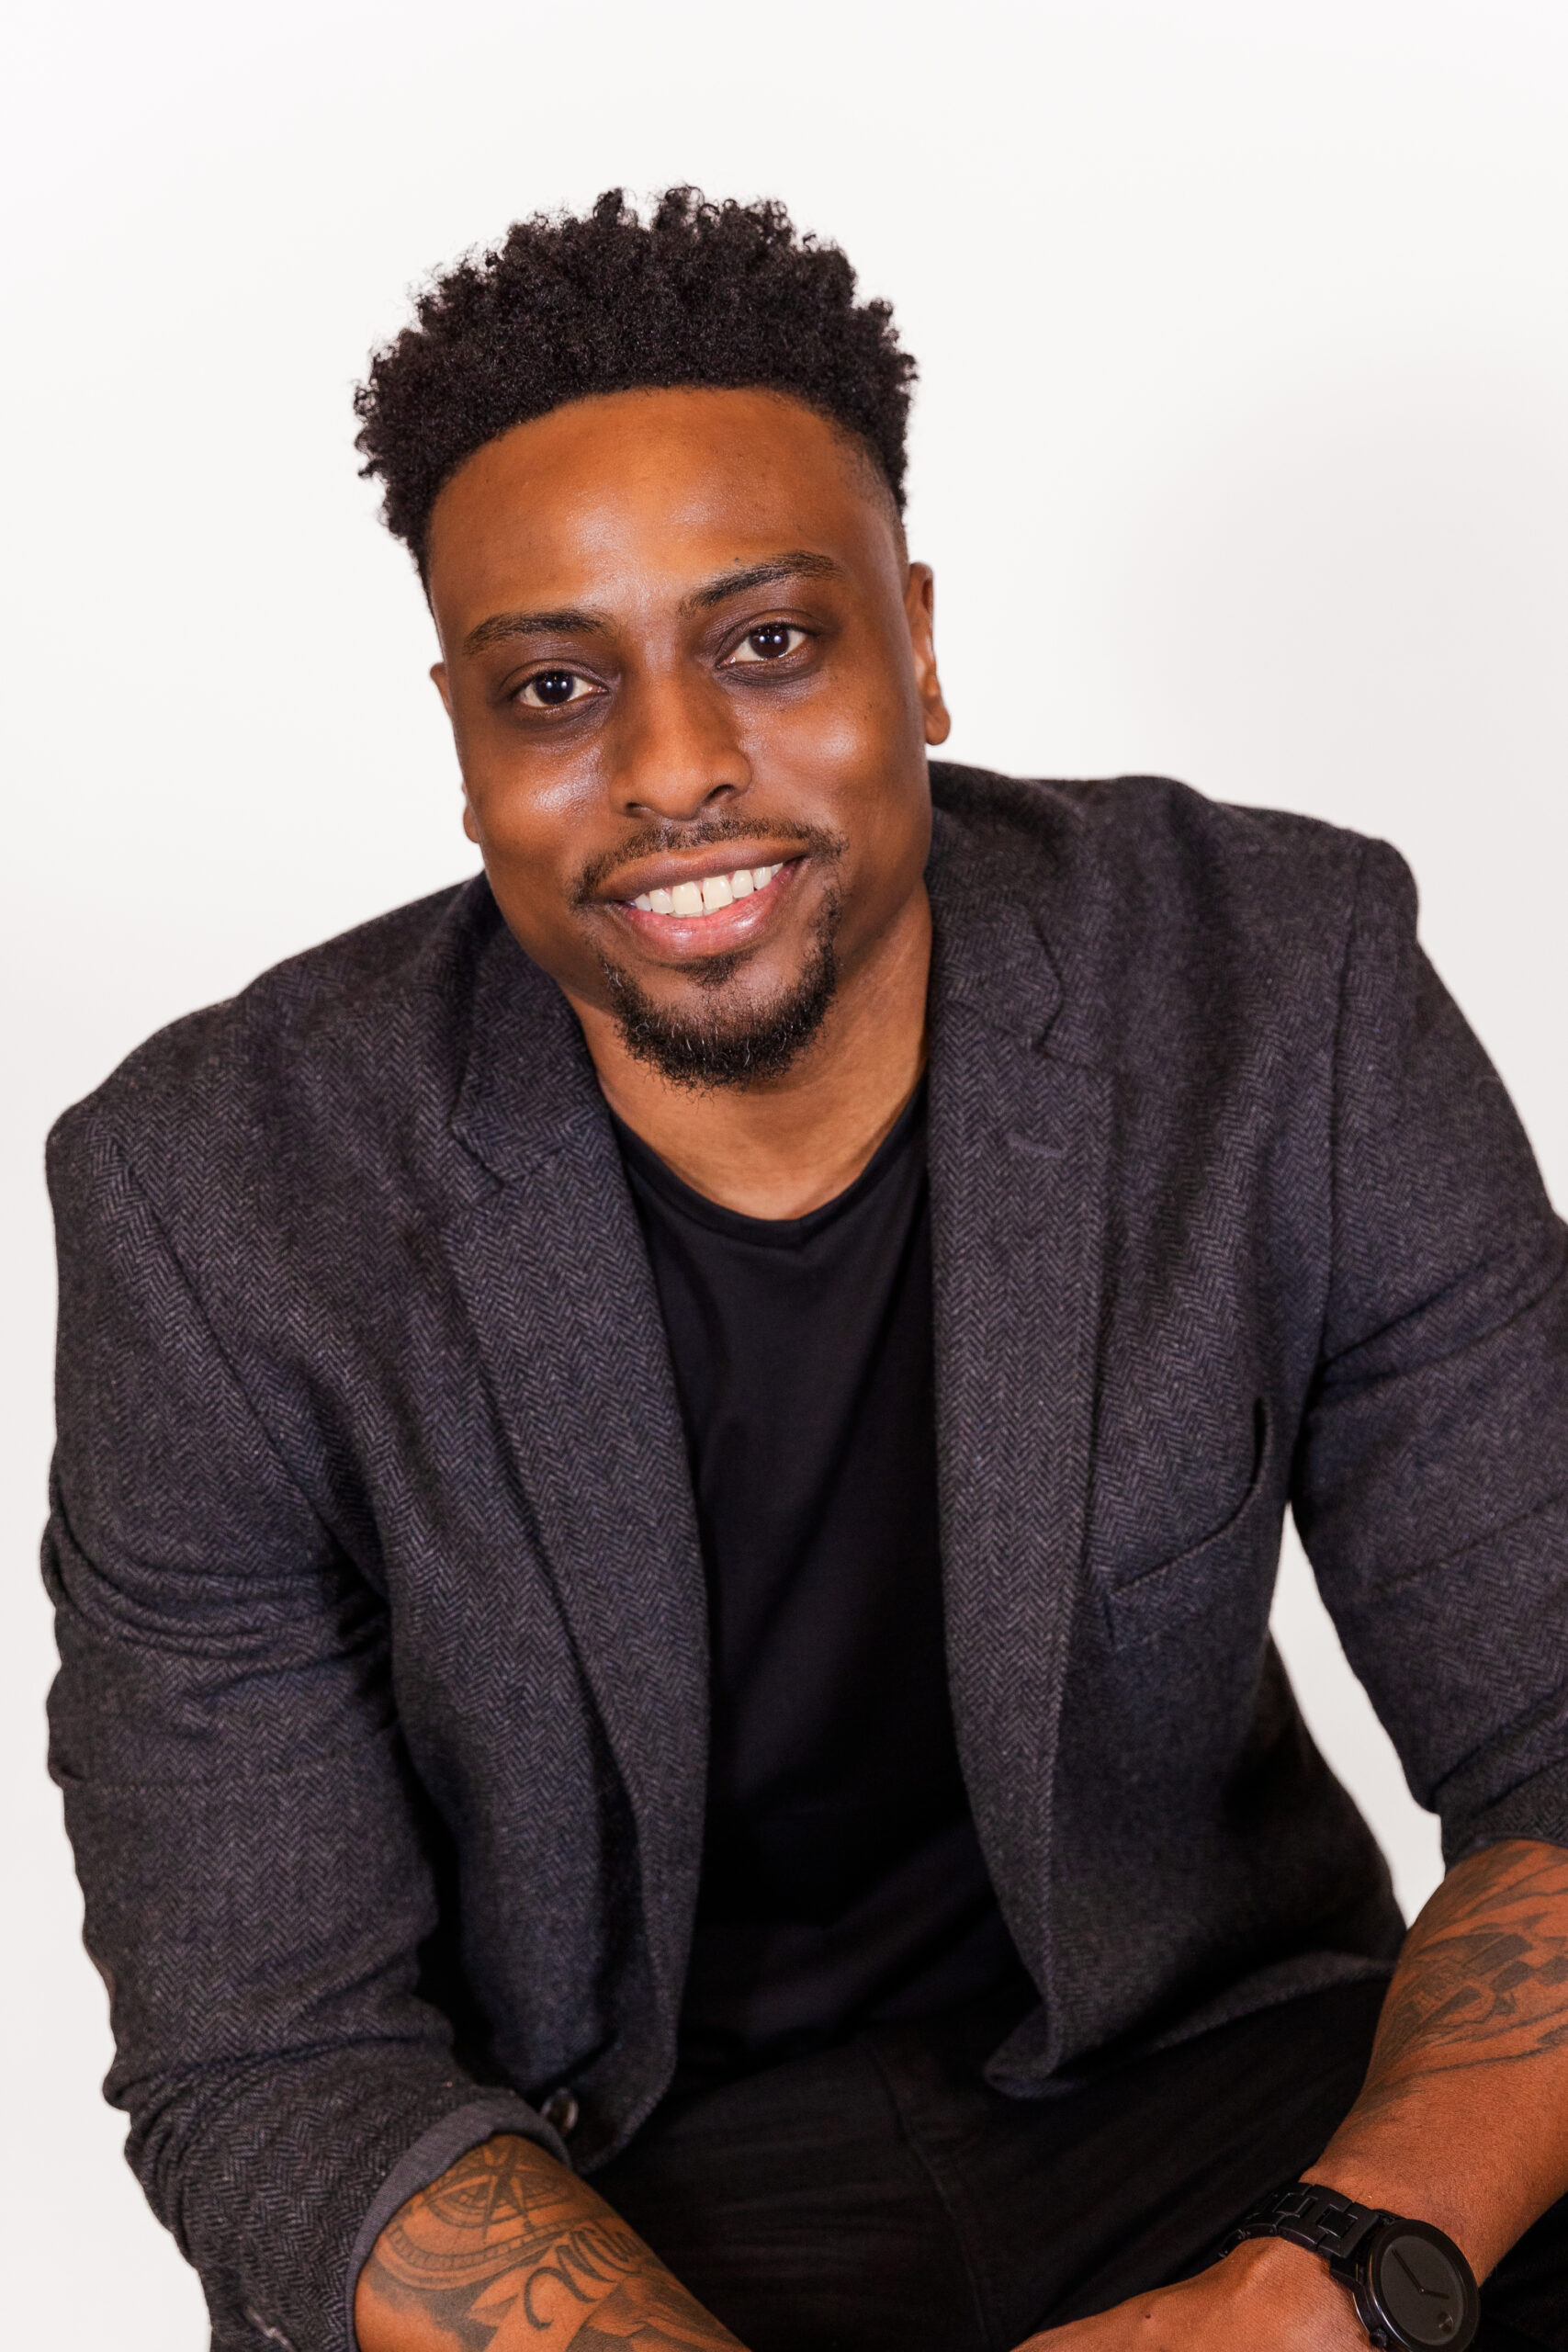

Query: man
44,188,1568,2352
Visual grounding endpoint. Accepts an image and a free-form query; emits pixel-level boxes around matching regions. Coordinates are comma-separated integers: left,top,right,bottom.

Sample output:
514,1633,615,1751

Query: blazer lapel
927,814,1111,2024
445,909,708,2012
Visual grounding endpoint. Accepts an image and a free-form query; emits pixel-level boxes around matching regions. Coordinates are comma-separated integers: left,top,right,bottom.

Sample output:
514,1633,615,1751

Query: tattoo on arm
357,2135,745,2352
1357,1839,1568,2113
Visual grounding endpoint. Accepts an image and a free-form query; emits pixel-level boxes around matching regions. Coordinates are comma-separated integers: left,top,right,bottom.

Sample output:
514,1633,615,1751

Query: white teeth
632,861,784,917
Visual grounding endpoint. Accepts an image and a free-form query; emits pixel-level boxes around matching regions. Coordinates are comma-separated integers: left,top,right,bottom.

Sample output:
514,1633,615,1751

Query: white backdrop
4,3,1566,2343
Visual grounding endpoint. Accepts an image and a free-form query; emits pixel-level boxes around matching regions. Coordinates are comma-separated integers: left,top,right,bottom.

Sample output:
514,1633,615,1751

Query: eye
728,623,807,665
516,668,598,708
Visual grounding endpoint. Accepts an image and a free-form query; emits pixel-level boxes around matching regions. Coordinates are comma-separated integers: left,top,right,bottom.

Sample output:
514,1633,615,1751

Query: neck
568,886,932,1218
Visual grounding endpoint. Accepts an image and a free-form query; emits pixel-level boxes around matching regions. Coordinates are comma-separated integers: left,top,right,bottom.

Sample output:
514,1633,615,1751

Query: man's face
424,386,949,1083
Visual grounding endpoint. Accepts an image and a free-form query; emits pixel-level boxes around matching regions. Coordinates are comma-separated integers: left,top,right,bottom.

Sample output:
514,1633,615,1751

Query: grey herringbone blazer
45,766,1568,2352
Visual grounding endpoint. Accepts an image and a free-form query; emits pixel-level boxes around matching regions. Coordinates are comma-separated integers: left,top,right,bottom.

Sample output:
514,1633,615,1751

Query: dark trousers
595,1980,1567,2351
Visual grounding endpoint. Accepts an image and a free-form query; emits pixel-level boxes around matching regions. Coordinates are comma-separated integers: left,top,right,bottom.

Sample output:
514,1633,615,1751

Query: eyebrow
680,551,843,612
461,605,604,656
459,552,843,658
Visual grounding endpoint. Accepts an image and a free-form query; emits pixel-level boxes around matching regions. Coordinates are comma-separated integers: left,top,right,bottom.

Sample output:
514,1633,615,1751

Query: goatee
599,892,841,1090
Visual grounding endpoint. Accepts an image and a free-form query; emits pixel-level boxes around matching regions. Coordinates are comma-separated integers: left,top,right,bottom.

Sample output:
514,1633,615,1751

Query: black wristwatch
1219,2179,1480,2350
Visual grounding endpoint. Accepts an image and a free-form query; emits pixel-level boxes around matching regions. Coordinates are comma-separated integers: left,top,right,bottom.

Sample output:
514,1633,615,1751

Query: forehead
423,386,899,625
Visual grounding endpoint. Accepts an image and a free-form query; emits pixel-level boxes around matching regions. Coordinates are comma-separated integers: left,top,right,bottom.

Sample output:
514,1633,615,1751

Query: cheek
479,849,607,1001
459,769,581,933
465,741,607,867
742,664,912,808
773,739,931,939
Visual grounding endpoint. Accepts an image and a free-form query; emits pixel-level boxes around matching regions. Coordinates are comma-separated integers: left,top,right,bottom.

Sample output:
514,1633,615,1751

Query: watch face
1368,2226,1472,2347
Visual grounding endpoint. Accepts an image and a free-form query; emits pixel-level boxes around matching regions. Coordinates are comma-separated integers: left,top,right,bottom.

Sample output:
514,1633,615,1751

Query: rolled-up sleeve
44,1112,562,2352
1292,838,1568,1865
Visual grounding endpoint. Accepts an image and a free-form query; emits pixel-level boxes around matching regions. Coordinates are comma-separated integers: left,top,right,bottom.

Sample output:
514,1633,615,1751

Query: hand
1014,2237,1367,2350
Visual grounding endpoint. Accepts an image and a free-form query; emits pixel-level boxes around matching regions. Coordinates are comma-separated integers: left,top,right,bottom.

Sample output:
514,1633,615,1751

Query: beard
599,887,843,1090
579,814,847,1092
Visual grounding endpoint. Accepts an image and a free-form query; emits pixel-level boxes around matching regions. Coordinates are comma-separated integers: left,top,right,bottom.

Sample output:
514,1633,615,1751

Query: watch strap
1219,2178,1386,2275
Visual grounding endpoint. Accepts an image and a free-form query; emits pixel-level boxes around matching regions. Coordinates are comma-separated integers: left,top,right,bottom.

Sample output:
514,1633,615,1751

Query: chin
601,906,841,1091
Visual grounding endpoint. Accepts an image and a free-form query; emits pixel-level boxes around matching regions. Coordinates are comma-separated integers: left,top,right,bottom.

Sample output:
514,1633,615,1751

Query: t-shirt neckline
610,1075,928,1249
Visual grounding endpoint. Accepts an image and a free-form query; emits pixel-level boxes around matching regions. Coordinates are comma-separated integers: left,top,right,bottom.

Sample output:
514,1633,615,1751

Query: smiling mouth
626,861,787,919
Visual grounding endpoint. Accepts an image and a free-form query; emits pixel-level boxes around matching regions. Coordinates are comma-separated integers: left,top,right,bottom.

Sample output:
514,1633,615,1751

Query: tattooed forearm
1304,1839,1568,2275
566,2270,753,2350
1359,1839,1568,2102
355,2134,746,2352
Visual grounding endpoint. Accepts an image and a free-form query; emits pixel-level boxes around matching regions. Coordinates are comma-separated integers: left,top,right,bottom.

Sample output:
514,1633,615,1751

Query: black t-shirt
614,1083,1027,2086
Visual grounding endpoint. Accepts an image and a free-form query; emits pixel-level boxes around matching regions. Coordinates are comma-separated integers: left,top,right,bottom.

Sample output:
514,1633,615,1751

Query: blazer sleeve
1292,837,1568,1867
43,1110,563,2352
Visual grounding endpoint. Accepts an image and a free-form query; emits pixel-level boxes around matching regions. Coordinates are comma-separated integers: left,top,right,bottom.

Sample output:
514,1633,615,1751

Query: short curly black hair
353,187,916,578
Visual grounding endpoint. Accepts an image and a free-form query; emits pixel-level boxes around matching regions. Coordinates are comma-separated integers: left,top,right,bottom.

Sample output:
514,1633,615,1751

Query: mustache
573,814,844,906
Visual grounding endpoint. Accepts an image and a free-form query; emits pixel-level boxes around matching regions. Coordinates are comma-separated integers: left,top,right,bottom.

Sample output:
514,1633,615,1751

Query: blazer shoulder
930,760,1412,934
47,876,494,1200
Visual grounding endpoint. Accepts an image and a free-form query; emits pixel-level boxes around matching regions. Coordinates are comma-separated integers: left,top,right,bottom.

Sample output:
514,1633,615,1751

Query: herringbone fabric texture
44,767,1568,2352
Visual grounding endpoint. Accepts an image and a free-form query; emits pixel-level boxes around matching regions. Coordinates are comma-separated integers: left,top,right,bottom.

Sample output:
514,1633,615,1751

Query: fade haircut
353,187,917,579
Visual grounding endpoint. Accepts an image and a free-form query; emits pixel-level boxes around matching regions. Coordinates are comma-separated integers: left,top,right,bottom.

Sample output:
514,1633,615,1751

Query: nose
611,662,750,824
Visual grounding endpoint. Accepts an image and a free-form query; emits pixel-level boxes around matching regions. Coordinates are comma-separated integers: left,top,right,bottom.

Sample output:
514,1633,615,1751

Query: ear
430,662,479,840
905,564,952,746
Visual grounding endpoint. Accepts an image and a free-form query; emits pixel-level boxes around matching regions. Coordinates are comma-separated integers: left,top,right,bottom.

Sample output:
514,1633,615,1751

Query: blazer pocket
1104,1399,1276,1651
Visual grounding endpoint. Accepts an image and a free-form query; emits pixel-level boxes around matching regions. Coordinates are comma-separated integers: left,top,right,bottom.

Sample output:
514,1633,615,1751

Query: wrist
1302,2151,1488,2278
